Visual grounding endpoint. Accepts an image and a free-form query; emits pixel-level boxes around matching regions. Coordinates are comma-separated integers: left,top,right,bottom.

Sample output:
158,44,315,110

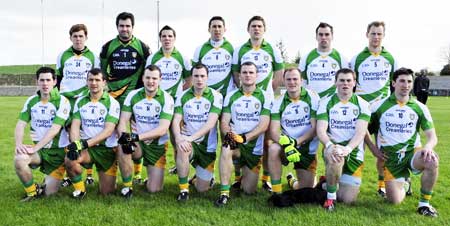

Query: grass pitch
0,96,448,226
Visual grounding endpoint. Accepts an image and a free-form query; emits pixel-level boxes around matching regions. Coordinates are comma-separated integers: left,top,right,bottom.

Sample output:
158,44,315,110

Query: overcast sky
2,0,450,72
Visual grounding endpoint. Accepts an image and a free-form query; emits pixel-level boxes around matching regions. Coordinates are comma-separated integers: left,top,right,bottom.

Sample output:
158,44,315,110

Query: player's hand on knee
229,132,246,144
118,132,139,145
177,140,192,153
279,134,300,163
223,132,238,149
66,149,80,161
15,144,30,155
121,142,136,154
284,146,300,162
66,140,88,152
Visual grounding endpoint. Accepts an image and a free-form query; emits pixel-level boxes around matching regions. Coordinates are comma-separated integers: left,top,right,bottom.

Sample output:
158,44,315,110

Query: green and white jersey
73,91,120,147
122,87,174,145
298,49,349,98
174,87,223,152
100,36,150,101
19,88,71,148
350,47,398,103
317,94,371,161
271,88,320,154
232,39,285,97
56,47,100,99
369,95,434,154
145,48,192,98
192,38,235,96
223,88,271,155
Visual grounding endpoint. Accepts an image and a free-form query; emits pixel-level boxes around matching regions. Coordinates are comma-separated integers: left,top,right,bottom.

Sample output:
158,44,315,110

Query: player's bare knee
195,183,209,193
386,194,403,204
14,157,29,170
268,144,280,159
242,184,256,194
147,184,162,193
44,184,60,196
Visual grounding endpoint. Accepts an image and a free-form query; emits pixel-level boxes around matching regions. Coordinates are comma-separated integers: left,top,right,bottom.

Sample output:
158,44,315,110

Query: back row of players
14,12,439,216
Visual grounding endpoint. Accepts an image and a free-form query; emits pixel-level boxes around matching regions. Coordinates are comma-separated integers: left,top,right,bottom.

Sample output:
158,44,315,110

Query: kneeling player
117,65,174,197
215,62,271,207
316,68,370,211
14,67,71,201
366,68,439,217
172,63,223,201
268,68,320,196
64,69,120,198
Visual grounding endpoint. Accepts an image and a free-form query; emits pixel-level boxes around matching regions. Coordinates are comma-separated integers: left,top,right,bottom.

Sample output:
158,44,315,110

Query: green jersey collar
88,90,109,101
244,39,268,47
37,87,61,101
138,87,164,98
188,86,211,96
363,46,387,54
71,46,89,55
157,47,179,55
388,93,415,105
284,87,307,101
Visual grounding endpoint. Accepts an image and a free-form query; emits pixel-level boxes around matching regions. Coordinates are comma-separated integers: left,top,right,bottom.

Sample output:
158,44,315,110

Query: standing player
57,24,100,103
100,12,151,183
232,16,285,190
316,68,370,211
192,16,235,96
116,65,174,197
172,63,223,202
65,69,120,198
146,25,192,98
14,67,70,201
350,21,399,197
56,24,100,185
366,68,439,217
267,68,320,196
146,25,192,175
215,62,271,207
298,22,349,98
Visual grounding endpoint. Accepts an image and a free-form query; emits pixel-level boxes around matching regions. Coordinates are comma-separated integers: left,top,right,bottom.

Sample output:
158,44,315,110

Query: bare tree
440,44,450,65
276,39,289,63
293,51,301,65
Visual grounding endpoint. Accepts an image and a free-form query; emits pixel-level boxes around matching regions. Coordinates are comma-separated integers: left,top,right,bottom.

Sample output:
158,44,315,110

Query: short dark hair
145,65,162,77
241,61,258,73
367,21,385,33
335,68,356,81
315,22,333,35
209,16,225,28
159,25,176,38
191,63,209,75
36,66,56,80
393,67,414,82
88,68,106,80
247,16,266,30
116,12,135,27
69,24,88,36
283,67,302,78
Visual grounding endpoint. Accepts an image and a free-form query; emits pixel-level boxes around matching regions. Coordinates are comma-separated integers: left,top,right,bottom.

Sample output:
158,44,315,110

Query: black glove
121,143,137,154
66,140,88,152
230,132,246,144
118,132,139,144
66,149,80,161
223,132,238,149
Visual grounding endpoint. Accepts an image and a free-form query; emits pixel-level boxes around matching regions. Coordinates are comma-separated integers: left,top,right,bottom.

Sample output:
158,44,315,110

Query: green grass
0,96,448,225
0,64,55,75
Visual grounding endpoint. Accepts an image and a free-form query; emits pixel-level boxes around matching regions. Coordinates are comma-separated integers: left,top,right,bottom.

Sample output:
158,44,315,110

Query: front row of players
14,64,439,216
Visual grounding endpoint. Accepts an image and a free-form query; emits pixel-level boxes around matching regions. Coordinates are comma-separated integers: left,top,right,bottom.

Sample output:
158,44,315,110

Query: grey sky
2,0,450,72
